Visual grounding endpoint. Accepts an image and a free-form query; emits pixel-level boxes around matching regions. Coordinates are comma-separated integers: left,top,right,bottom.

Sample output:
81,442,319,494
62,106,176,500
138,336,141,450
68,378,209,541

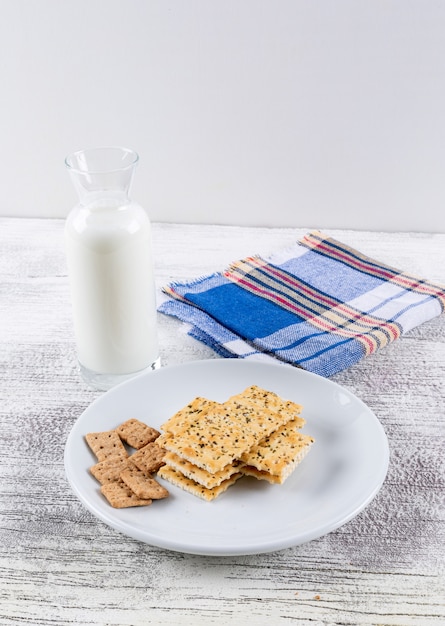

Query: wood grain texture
0,218,444,625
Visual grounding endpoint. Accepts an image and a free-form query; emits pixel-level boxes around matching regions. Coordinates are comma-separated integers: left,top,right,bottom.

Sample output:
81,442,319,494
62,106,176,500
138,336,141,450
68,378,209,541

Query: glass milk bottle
65,147,160,391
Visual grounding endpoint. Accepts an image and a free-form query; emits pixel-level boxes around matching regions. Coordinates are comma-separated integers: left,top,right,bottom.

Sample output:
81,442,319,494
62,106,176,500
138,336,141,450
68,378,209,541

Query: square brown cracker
157,465,243,502
129,441,166,474
90,456,130,485
120,466,169,500
163,451,244,489
116,418,160,449
85,430,128,462
100,481,153,508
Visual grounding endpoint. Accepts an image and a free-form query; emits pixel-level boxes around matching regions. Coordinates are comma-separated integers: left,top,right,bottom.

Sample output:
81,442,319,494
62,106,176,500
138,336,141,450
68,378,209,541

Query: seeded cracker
229,385,303,417
161,397,221,435
241,424,314,484
156,432,174,448
157,386,314,498
161,403,255,473
158,465,243,502
221,401,275,439
116,418,160,449
163,451,244,489
225,386,304,439
120,466,169,500
100,481,153,508
242,446,311,484
85,430,128,462
160,387,304,474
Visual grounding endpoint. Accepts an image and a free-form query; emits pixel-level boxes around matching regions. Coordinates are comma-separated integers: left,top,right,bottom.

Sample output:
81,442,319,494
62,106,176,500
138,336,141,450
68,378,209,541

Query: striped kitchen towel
158,231,445,377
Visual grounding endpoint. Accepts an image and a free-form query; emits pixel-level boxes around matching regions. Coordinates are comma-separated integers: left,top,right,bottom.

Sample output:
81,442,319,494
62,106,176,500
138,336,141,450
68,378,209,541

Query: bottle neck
66,147,138,208
78,190,131,210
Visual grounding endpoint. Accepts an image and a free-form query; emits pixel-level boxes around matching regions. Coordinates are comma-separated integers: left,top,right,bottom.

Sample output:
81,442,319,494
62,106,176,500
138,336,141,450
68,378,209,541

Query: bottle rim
65,146,139,175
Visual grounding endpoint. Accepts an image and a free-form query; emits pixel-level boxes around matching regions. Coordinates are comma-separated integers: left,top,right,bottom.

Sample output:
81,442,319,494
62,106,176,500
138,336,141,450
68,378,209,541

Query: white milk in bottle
65,147,160,390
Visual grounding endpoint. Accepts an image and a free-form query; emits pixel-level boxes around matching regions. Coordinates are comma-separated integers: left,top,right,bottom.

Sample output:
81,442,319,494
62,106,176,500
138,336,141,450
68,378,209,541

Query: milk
65,201,159,377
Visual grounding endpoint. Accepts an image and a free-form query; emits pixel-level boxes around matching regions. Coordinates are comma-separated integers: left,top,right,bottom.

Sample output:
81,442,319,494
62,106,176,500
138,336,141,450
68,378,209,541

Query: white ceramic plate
64,359,389,556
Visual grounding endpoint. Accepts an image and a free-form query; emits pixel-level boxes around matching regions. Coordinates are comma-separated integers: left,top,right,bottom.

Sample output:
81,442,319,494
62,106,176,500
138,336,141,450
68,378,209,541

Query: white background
1,0,444,232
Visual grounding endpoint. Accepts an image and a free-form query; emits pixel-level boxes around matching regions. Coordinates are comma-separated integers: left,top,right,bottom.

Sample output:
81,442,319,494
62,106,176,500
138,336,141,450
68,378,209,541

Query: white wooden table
1,218,444,626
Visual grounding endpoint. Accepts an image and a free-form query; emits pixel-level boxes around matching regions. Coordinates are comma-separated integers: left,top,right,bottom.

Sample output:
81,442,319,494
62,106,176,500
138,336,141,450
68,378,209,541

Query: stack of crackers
157,385,314,501
86,419,169,508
